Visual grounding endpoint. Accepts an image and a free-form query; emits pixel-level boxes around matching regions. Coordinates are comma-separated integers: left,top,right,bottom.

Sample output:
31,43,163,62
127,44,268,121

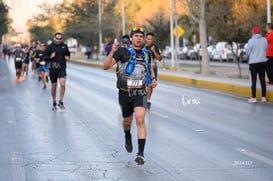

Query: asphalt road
0,58,273,181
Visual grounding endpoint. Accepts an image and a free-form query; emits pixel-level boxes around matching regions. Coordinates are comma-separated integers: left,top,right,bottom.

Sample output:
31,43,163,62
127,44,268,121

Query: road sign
173,25,184,38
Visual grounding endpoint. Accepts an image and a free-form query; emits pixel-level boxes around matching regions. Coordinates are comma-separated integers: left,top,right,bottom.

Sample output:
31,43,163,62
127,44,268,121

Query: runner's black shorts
153,66,158,79
118,89,148,118
15,61,22,70
49,68,66,83
36,62,40,69
23,59,29,64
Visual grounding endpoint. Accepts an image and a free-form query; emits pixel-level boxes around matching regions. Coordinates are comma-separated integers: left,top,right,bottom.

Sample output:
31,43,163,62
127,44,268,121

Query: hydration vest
117,46,151,90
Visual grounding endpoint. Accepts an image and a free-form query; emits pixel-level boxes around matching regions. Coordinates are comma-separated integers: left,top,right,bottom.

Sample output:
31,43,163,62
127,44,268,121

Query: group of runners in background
4,40,49,89
3,32,70,111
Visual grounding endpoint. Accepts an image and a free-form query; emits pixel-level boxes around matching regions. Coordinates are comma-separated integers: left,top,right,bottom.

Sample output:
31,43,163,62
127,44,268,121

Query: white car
199,45,215,60
212,42,236,61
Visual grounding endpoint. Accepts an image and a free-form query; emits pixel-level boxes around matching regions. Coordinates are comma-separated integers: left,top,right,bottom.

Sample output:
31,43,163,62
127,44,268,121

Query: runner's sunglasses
132,26,144,33
55,37,63,41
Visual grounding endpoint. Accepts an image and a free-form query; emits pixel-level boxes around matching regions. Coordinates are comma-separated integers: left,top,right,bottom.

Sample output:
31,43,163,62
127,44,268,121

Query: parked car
179,46,198,60
211,41,236,62
162,46,183,59
186,46,199,60
68,45,77,54
238,43,248,63
199,45,216,60
179,46,189,60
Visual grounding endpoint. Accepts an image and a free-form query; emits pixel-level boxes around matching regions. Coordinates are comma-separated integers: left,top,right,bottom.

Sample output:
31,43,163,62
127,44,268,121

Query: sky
7,0,62,32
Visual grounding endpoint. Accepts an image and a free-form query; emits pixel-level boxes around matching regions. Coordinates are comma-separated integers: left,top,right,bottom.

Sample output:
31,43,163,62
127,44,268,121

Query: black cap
121,35,130,44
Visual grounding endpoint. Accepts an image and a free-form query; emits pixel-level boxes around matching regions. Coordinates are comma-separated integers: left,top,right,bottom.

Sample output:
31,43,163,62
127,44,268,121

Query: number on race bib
127,79,143,88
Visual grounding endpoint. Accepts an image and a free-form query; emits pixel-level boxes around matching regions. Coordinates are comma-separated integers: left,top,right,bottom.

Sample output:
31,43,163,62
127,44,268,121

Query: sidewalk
69,55,273,103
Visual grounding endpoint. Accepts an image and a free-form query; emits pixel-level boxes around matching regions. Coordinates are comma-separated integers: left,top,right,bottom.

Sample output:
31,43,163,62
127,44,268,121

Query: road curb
70,59,273,103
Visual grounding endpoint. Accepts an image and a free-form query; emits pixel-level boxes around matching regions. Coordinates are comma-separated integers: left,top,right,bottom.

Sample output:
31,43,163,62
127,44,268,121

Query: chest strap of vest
125,46,150,80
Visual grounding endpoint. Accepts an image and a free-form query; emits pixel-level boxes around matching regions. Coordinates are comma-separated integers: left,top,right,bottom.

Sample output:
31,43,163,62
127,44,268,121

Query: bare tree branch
185,0,199,23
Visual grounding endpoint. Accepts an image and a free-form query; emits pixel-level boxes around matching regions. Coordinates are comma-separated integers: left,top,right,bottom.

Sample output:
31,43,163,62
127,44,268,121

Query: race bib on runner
40,61,46,65
15,57,22,61
127,79,143,88
49,62,61,69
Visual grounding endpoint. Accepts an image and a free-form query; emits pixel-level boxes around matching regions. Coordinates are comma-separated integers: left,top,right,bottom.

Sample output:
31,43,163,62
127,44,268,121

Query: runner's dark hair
146,32,154,37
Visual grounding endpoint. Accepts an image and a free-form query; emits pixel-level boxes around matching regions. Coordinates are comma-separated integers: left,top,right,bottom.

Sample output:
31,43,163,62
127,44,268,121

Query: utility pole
122,0,125,35
267,0,271,23
98,0,102,56
174,0,179,70
170,0,175,69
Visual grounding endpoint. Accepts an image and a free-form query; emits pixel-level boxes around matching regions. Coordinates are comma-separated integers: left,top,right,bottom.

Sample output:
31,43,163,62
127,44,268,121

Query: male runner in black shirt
44,32,70,110
103,26,157,165
144,32,161,108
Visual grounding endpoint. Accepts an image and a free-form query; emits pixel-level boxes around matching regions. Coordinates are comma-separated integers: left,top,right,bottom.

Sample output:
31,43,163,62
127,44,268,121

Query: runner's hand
150,45,155,52
65,55,70,61
111,42,119,53
151,79,157,88
50,52,55,59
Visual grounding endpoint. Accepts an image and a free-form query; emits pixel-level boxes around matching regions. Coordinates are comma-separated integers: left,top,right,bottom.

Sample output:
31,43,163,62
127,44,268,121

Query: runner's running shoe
20,76,25,81
15,77,20,83
125,135,133,153
147,101,151,109
52,101,57,111
135,154,145,165
58,100,65,109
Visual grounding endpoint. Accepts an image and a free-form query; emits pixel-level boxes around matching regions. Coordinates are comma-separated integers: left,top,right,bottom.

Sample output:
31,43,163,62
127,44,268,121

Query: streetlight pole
174,0,179,69
267,0,271,23
98,0,103,56
122,0,125,35
170,0,175,69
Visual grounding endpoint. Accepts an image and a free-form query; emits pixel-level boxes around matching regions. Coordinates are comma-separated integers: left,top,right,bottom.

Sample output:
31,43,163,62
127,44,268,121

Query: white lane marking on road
195,129,204,132
10,152,26,181
150,110,169,118
237,148,273,167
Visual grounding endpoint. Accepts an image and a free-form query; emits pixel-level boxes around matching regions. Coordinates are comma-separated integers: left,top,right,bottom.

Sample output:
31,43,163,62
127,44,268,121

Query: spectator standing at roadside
144,32,161,108
246,26,267,103
265,23,273,85
85,45,92,59
103,26,157,165
44,32,70,110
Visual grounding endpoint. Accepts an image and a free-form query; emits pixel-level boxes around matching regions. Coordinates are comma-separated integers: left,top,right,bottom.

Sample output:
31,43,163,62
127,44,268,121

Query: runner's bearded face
54,35,63,44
